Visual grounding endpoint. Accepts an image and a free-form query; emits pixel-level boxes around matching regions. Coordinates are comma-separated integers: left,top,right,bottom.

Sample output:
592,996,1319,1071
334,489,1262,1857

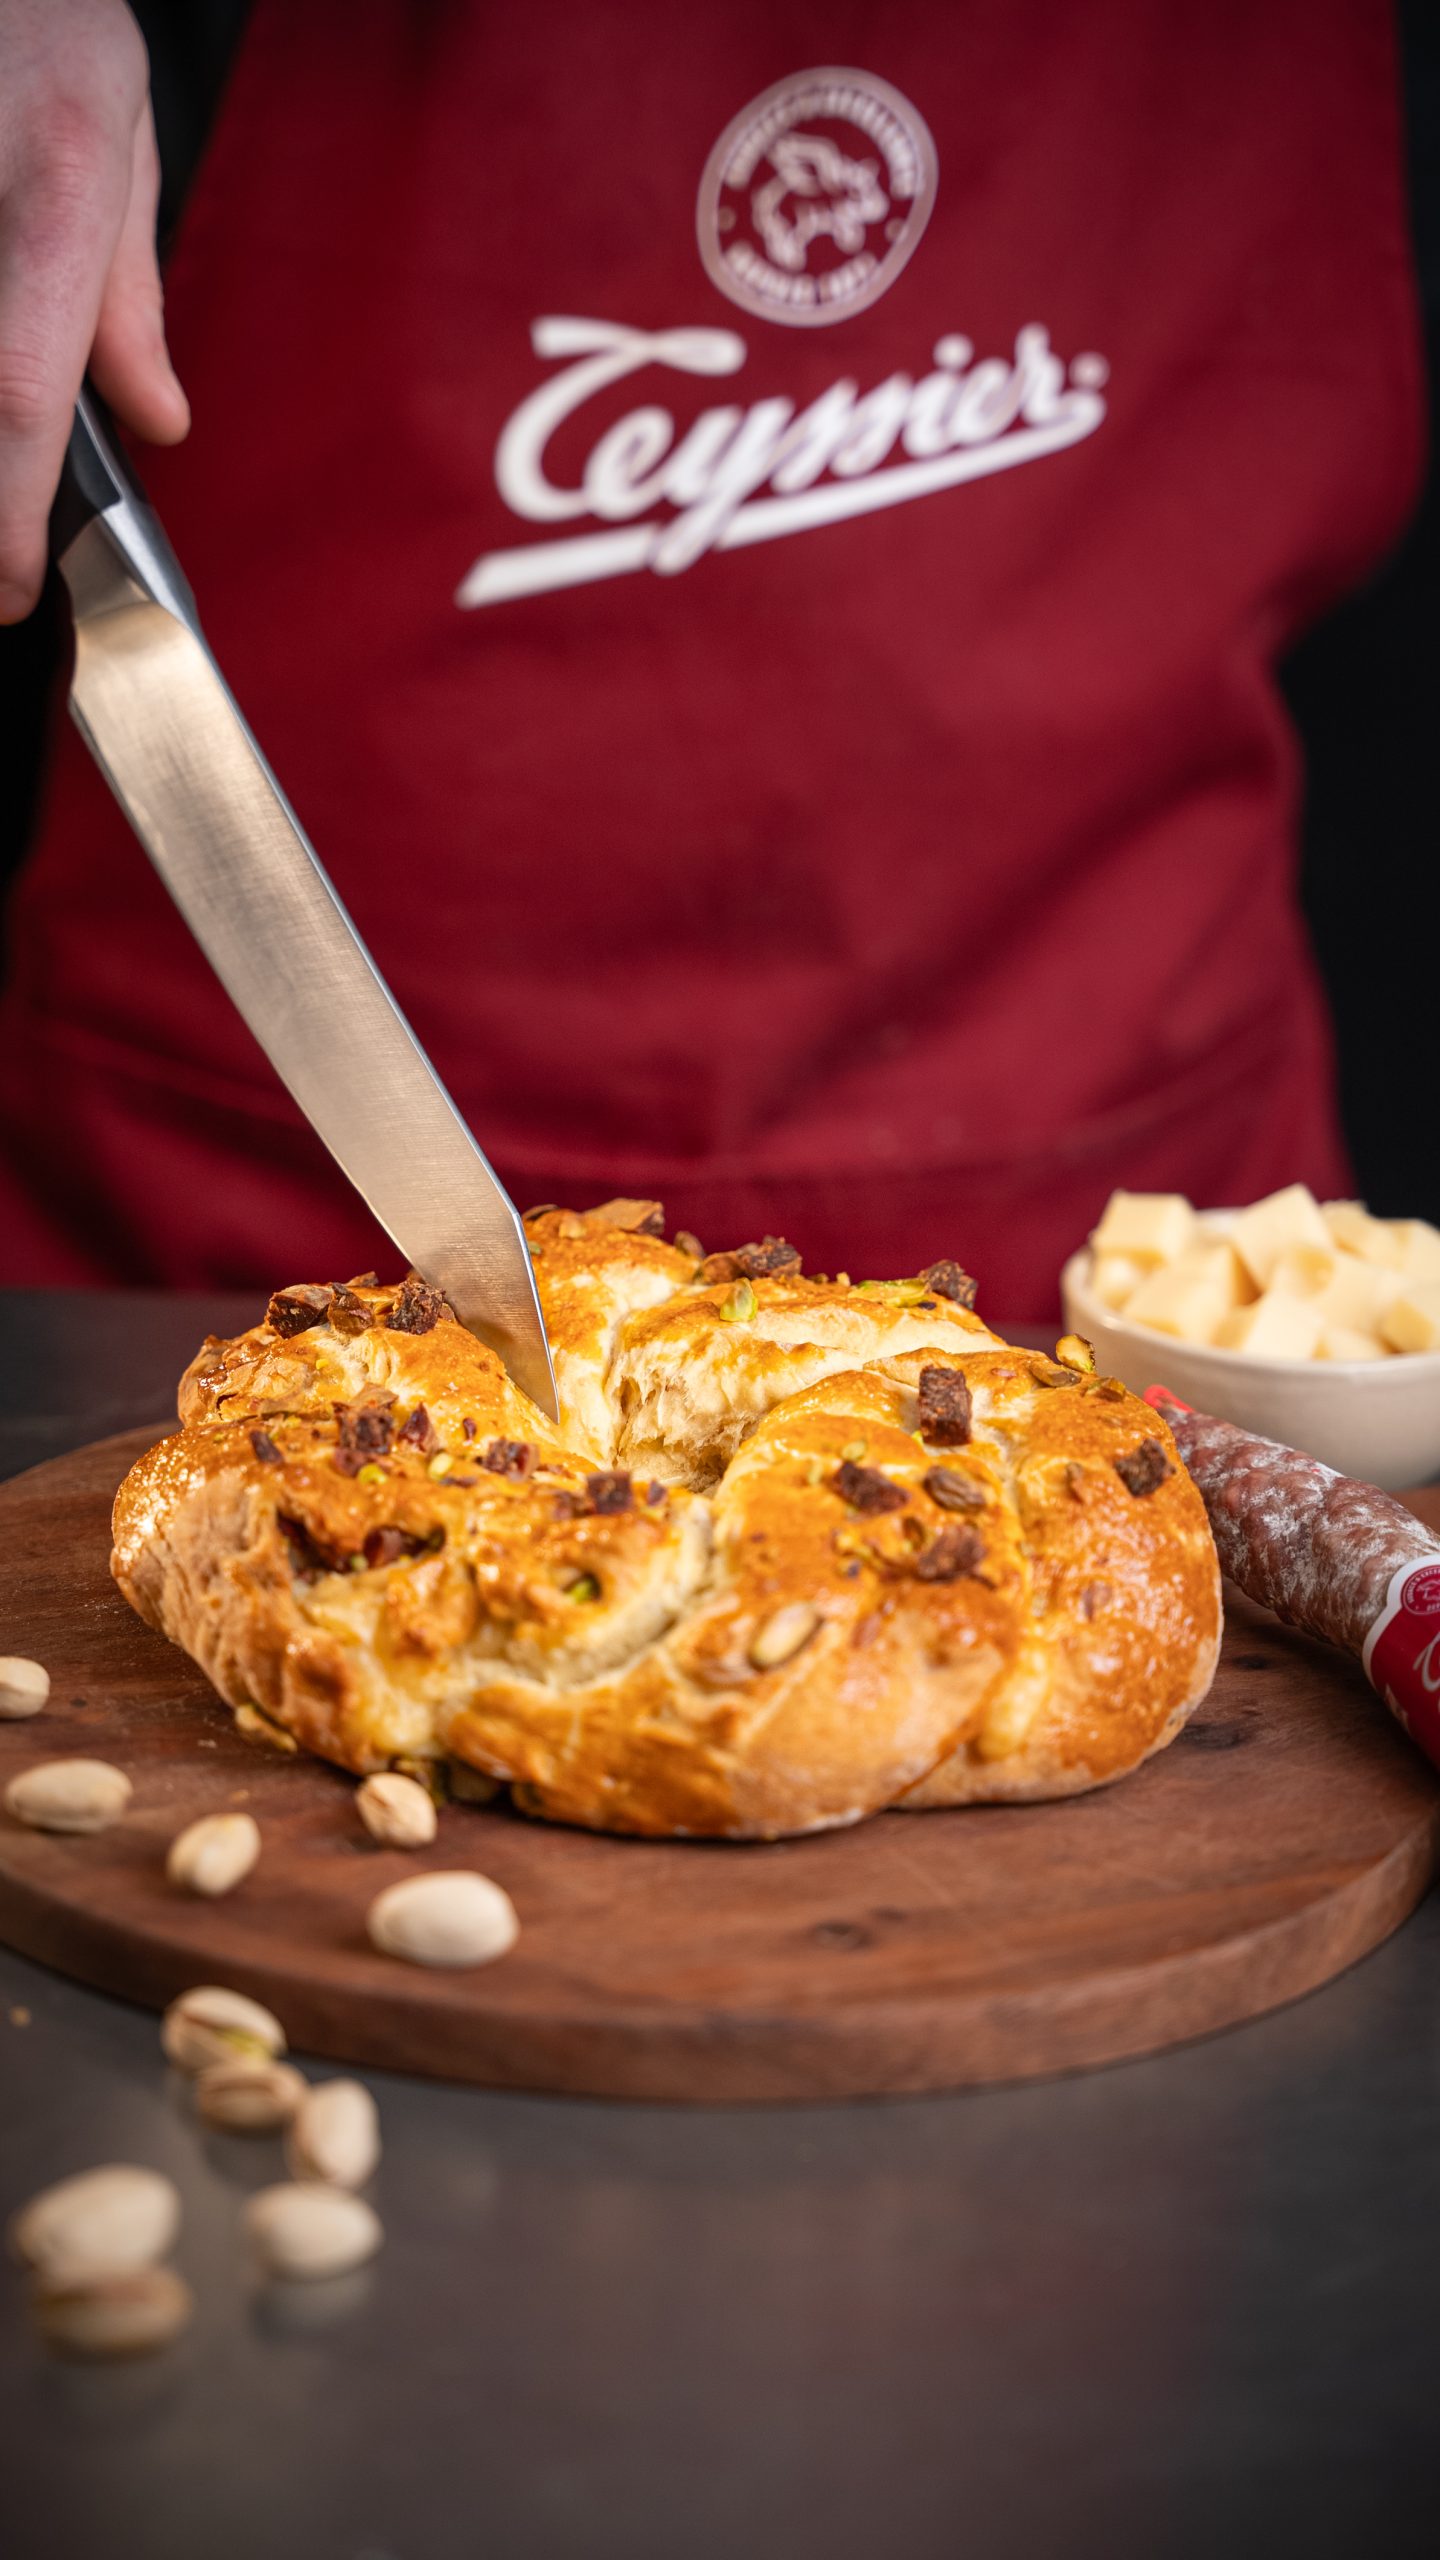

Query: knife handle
49,384,198,628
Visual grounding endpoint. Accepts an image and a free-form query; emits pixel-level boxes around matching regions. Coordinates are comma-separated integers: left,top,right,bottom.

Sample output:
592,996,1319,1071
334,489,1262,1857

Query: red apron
0,0,1421,1316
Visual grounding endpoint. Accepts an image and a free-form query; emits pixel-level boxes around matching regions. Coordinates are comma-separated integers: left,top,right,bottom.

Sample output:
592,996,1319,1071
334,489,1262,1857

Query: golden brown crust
111,1217,1221,1839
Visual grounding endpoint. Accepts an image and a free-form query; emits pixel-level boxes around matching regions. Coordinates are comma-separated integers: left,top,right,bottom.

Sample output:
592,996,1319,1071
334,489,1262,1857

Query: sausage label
1362,1560,1440,1769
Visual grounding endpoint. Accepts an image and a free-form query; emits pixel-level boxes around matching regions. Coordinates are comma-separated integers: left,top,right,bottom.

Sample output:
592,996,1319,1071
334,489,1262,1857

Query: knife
49,391,558,1419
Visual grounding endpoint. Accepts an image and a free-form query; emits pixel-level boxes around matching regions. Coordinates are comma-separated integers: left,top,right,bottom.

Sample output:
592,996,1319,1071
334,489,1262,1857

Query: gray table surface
0,1289,1436,2560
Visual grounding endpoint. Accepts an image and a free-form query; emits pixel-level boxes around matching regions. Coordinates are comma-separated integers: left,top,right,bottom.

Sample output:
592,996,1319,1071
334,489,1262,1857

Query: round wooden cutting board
0,1428,1437,2103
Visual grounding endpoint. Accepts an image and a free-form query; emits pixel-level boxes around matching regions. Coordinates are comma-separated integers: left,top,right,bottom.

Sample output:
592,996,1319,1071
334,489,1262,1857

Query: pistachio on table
195,2056,307,2134
0,1657,50,1719
356,1771,436,1849
166,1811,261,1897
285,2078,380,2189
32,2264,194,2360
4,1758,131,1833
366,1869,518,1970
161,1984,286,2075
245,2182,383,2281
9,2163,180,2279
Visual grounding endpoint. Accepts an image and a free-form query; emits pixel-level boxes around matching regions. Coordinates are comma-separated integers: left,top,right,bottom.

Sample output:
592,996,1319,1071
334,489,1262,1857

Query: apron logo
696,67,938,329
456,319,1108,609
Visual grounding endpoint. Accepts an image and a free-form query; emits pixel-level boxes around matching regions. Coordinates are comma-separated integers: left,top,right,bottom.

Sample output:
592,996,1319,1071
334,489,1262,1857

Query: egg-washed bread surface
110,1206,1222,1840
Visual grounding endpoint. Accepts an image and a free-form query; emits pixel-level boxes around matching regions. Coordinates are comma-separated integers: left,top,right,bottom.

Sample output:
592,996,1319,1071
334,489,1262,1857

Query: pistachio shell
166,1811,261,1897
33,2265,193,2359
161,1984,286,2075
356,1772,436,1847
367,1870,518,1969
0,1656,49,1719
285,2078,380,2189
10,2164,180,2278
195,2057,307,2133
4,1758,131,1833
246,2183,383,2280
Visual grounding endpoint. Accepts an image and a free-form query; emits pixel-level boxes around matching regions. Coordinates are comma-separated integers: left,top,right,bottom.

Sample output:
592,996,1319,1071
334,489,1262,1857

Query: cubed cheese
1122,1260,1231,1345
1320,1200,1407,1268
1317,1252,1402,1333
1229,1185,1332,1290
1381,1285,1440,1355
1269,1243,1336,1299
1089,1251,1146,1311
1172,1239,1255,1310
1090,1190,1195,1266
1316,1323,1388,1362
1216,1289,1324,1361
1392,1220,1440,1284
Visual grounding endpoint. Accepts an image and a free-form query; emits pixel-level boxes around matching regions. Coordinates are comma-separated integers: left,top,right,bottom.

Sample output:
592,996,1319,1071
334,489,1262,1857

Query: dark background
2,0,1435,1222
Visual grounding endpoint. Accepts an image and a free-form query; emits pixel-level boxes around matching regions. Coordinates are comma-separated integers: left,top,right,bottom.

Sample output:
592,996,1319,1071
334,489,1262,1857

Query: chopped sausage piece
645,1480,667,1505
732,1236,802,1279
364,1525,416,1570
917,1365,972,1447
914,1525,987,1583
672,1230,704,1260
923,1465,984,1512
266,1284,332,1337
482,1438,534,1479
345,1270,379,1289
922,1259,978,1309
387,1274,448,1334
1114,1437,1173,1498
333,1400,395,1475
461,1417,477,1440
326,1283,375,1336
831,1460,909,1515
696,1251,741,1285
585,1470,633,1514
397,1404,440,1455
249,1429,282,1465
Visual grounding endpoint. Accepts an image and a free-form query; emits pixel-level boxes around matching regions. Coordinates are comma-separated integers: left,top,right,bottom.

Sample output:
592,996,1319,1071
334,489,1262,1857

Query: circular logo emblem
1401,1564,1440,1620
696,67,938,329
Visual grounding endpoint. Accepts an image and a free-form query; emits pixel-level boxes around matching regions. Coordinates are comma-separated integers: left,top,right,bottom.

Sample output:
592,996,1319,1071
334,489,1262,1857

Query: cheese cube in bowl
1061,1187,1440,1487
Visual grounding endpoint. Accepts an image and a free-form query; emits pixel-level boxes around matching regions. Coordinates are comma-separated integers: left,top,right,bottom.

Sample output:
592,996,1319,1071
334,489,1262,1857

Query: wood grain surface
0,1428,1436,2103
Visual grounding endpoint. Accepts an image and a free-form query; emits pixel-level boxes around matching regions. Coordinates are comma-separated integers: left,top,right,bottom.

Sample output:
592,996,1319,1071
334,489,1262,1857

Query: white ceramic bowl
1060,1229,1440,1490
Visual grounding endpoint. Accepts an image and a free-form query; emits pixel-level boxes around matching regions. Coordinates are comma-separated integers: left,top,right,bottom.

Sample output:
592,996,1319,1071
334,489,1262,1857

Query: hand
0,0,189,621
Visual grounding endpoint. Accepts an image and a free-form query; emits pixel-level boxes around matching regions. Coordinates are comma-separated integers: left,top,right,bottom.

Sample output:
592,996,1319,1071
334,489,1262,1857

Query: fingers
88,102,189,448
0,100,129,620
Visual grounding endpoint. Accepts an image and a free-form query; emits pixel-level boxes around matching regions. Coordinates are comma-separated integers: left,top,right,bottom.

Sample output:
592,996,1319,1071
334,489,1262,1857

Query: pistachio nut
161,1984,286,2075
5,1757,131,1834
367,1869,518,1970
285,2078,380,2189
166,1811,261,1897
718,1278,757,1322
32,2265,194,2359
0,1656,49,1719
245,2182,383,2281
446,1759,501,1806
234,1700,297,1752
195,2056,307,2133
356,1772,436,1849
10,2164,180,2278
748,1602,820,1672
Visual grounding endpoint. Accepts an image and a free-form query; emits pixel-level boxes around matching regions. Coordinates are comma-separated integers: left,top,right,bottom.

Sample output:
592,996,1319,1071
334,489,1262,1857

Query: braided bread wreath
111,1204,1222,1839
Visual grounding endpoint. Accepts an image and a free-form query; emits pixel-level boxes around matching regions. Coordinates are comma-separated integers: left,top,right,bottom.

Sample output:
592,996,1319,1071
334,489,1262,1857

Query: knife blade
50,392,558,1419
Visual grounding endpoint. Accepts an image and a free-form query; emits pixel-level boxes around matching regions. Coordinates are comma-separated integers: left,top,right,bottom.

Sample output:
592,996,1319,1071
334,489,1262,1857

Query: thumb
87,100,189,444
